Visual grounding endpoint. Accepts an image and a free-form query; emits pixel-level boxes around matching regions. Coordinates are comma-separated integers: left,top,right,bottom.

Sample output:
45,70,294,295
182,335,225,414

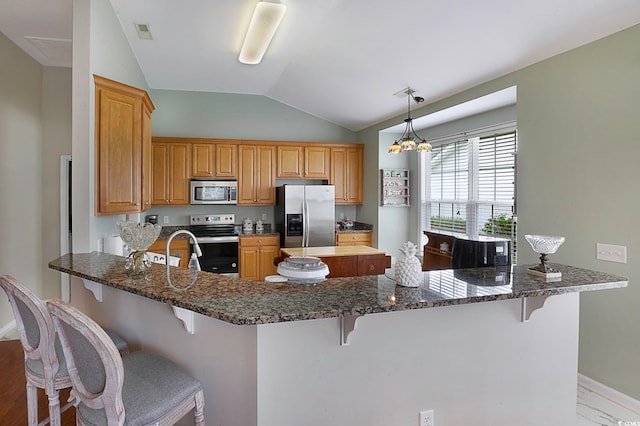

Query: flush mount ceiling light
239,1,287,65
388,88,432,154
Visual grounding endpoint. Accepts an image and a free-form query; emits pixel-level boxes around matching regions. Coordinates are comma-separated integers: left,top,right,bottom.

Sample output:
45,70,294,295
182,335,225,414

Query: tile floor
577,383,640,425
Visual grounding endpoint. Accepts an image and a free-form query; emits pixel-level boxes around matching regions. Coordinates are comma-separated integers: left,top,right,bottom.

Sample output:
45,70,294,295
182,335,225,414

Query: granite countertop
49,252,627,326
157,226,191,240
239,232,279,237
336,221,372,233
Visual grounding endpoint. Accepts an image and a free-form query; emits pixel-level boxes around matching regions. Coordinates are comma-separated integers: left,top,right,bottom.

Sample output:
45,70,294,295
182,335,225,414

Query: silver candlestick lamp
524,234,565,281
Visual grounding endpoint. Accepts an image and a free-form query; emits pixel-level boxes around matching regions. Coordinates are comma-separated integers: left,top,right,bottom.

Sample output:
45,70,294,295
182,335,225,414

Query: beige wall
41,67,72,299
0,32,73,330
0,32,43,327
359,23,640,399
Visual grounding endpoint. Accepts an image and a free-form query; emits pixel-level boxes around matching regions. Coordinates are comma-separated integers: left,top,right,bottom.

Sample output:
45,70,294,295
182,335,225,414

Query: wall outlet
596,243,627,264
262,213,267,220
419,409,434,426
163,215,169,224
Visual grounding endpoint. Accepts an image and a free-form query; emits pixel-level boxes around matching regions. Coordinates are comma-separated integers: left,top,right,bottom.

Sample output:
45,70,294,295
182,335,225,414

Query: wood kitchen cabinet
148,238,190,268
238,144,276,205
192,141,237,178
151,141,191,206
321,254,389,278
330,146,363,205
239,235,280,280
94,75,155,215
422,231,455,271
276,145,330,179
305,146,331,179
335,232,372,247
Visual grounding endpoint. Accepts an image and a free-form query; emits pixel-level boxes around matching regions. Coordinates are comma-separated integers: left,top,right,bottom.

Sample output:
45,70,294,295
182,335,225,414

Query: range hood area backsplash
94,204,358,235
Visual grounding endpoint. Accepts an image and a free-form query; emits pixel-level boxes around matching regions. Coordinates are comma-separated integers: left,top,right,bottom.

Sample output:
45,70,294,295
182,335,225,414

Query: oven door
192,238,238,274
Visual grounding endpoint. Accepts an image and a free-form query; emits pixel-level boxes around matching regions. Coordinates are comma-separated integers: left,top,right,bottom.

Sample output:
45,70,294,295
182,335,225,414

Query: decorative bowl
524,235,565,255
116,221,162,279
117,220,162,251
524,234,565,279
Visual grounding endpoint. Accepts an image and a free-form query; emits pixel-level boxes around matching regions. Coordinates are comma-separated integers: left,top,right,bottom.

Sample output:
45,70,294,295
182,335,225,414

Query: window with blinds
420,128,517,261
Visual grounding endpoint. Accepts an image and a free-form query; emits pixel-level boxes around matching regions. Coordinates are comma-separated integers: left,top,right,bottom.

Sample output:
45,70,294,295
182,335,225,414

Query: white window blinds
420,127,517,261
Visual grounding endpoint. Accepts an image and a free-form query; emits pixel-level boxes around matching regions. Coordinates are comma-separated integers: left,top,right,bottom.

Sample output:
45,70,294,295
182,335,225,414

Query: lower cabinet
335,232,372,247
148,238,190,268
321,256,358,278
316,254,390,278
239,235,280,280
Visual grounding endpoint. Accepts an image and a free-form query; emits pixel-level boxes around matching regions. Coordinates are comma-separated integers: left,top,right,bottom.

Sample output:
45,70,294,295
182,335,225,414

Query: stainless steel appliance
190,180,237,205
275,185,335,248
189,214,239,275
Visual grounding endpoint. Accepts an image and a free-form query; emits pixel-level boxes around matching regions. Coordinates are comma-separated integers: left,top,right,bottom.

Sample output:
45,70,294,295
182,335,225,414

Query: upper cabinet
276,145,304,178
238,144,276,205
305,146,331,179
151,141,191,206
146,137,363,207
276,145,330,179
94,75,155,215
330,146,364,205
192,141,238,178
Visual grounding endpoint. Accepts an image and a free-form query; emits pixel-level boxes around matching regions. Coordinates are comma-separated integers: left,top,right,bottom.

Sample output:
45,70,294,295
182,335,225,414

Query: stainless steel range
190,214,239,275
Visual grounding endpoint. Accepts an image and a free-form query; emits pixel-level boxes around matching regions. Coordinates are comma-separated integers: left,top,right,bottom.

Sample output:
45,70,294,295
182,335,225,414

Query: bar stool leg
194,390,205,426
47,390,62,426
26,382,38,426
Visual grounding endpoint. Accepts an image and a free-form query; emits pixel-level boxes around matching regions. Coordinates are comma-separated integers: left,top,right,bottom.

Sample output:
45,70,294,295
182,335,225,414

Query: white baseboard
0,320,17,339
578,373,640,415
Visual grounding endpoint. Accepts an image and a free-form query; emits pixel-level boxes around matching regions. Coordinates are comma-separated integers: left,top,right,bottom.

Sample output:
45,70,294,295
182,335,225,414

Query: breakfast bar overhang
50,252,627,426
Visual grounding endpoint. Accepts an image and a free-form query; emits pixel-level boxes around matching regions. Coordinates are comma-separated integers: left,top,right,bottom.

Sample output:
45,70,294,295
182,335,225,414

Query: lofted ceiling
2,0,640,131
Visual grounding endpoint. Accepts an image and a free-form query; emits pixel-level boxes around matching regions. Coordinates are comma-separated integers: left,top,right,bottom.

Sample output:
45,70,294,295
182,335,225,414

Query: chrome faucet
165,230,202,291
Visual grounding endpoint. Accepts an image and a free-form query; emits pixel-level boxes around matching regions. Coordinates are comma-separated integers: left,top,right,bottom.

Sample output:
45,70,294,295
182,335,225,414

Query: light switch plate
596,243,627,264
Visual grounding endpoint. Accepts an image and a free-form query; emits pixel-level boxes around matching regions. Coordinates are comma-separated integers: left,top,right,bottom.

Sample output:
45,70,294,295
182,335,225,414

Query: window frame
419,122,517,261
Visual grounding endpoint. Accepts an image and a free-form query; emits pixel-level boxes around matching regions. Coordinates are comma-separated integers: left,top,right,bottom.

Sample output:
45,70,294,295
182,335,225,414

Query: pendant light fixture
388,88,432,154
239,1,287,65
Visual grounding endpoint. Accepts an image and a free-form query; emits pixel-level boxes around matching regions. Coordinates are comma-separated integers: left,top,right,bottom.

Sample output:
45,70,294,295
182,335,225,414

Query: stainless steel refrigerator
275,185,335,248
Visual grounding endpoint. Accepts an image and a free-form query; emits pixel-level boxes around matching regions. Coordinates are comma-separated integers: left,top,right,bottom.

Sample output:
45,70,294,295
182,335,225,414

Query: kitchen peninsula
50,252,626,426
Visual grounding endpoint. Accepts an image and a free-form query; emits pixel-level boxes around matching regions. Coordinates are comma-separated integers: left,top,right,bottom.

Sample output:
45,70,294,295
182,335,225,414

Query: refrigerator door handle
302,200,308,247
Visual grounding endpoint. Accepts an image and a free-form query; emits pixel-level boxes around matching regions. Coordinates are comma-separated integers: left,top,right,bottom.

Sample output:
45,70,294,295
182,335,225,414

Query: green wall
358,23,640,398
149,89,355,143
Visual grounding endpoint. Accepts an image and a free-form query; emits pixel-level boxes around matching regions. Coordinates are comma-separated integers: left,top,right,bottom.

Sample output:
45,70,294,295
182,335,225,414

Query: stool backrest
0,275,61,385
46,298,125,424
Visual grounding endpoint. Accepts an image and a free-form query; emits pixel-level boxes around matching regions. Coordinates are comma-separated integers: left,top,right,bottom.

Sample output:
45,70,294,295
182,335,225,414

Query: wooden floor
0,339,75,425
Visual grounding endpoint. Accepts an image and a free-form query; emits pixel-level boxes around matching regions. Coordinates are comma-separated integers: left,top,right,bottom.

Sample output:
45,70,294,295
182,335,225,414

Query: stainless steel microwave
190,180,237,204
